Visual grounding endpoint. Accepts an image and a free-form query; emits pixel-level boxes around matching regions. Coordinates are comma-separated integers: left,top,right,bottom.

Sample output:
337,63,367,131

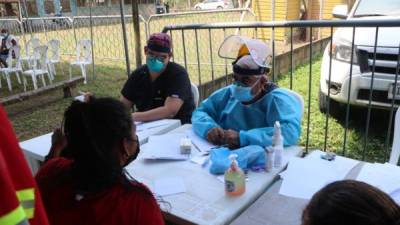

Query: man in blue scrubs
192,35,302,149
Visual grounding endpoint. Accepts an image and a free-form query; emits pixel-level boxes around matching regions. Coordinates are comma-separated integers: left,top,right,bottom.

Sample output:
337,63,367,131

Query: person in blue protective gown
192,35,302,150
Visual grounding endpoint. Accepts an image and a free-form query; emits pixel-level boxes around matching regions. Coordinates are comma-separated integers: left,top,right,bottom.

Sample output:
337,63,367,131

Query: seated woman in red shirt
35,97,165,225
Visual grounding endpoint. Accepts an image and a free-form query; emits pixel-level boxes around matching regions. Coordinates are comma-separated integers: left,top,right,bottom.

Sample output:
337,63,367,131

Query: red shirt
36,158,165,225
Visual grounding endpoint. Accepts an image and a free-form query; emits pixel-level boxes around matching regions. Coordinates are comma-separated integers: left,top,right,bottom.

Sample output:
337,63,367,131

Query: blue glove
209,145,265,174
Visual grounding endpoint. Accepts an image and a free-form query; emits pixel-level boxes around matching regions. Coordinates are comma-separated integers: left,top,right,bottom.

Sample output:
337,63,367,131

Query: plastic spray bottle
265,146,274,172
273,121,284,168
224,154,245,196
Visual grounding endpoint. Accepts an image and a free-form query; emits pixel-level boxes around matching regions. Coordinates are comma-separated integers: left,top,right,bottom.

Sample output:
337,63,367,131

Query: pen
191,141,201,152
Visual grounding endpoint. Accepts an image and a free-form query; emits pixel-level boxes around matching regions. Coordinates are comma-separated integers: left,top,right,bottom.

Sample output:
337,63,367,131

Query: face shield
218,36,272,103
218,35,272,69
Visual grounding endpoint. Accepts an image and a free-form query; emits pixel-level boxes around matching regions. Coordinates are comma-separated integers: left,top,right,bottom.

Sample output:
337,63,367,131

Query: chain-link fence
0,6,258,97
1,8,254,62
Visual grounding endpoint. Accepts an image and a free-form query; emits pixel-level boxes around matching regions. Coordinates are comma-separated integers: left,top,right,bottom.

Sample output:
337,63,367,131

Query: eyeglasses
233,74,264,87
147,51,169,62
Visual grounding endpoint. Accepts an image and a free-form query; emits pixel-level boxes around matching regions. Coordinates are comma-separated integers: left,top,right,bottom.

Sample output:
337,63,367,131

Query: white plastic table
20,119,181,174
126,124,303,225
230,151,364,225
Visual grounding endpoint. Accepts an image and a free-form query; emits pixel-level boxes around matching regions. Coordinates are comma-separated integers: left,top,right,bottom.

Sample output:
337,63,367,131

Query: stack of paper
356,162,400,196
142,133,189,160
279,150,359,199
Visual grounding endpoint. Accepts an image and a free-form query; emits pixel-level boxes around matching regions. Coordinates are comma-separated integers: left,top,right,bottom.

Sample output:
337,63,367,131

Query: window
354,0,400,17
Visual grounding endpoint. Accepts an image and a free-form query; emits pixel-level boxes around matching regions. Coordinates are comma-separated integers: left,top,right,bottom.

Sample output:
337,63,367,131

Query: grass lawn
3,55,393,162
276,56,393,162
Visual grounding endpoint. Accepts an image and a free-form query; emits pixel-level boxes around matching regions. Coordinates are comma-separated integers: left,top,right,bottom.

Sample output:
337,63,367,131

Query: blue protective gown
191,85,302,147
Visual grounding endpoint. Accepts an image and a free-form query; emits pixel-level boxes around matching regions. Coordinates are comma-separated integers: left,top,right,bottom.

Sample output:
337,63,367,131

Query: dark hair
302,180,400,225
63,97,134,193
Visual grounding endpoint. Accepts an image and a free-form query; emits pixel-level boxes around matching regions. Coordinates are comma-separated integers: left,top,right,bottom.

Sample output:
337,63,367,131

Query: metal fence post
89,0,96,80
118,0,131,76
132,1,142,68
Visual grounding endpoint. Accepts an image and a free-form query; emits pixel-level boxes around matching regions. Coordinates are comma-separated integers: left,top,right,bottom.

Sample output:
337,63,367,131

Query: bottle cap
229,154,238,161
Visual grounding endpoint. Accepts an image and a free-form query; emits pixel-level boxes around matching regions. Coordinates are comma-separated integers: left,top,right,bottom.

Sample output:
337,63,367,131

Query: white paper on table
153,177,186,197
185,129,216,153
136,119,173,132
279,150,359,199
279,170,288,179
390,188,400,205
190,154,210,165
216,175,225,183
142,133,189,160
356,162,400,195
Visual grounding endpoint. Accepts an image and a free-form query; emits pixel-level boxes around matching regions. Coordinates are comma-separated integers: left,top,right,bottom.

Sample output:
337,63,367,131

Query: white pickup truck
319,0,400,112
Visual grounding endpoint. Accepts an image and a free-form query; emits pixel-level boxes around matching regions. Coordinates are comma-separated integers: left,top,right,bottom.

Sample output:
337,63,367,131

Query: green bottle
224,154,245,196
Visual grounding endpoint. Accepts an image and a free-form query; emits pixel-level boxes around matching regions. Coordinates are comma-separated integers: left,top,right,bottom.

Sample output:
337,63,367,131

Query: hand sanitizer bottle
224,154,245,196
273,121,284,168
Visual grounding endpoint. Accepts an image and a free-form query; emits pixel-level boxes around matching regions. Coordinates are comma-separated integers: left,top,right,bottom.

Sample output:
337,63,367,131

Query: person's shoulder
116,181,164,224
127,65,149,84
271,87,292,97
167,62,188,76
130,65,148,77
209,85,232,99
40,157,72,173
269,87,299,103
118,180,157,203
36,157,72,182
129,180,153,195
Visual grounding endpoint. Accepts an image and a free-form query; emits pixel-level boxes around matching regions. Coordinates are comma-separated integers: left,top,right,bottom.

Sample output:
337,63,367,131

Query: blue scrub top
191,85,302,147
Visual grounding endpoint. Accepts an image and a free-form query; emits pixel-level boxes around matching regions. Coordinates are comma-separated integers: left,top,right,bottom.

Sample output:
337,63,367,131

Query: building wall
252,0,300,42
321,0,348,37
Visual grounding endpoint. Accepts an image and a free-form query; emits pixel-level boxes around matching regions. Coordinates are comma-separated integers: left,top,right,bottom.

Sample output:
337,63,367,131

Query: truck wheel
319,88,343,117
319,88,328,113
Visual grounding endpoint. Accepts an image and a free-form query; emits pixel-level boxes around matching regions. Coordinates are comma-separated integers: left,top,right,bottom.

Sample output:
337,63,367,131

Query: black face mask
123,141,140,168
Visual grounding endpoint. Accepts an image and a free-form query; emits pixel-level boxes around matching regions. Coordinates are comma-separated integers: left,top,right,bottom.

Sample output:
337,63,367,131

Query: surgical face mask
123,139,140,168
0,33,7,37
230,83,254,102
146,56,165,73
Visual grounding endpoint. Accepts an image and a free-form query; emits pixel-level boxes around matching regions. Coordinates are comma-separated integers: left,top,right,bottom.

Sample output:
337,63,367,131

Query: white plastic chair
389,108,400,165
283,88,305,117
0,46,22,91
191,82,200,107
47,39,60,80
22,45,52,91
69,39,92,84
20,37,41,68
